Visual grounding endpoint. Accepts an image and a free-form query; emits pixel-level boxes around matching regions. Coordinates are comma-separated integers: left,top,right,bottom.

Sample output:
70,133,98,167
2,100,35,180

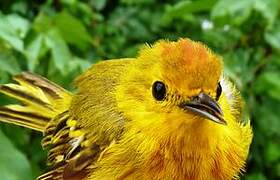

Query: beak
179,93,226,125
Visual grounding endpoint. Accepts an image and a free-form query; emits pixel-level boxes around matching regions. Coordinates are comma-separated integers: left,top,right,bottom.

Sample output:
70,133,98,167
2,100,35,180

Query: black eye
152,81,166,101
216,82,222,100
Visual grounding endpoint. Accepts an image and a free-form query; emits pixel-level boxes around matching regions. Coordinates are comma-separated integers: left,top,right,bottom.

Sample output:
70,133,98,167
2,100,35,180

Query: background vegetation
0,0,279,179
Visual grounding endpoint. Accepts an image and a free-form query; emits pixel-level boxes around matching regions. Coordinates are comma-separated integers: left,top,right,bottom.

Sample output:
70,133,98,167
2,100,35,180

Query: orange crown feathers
139,38,223,96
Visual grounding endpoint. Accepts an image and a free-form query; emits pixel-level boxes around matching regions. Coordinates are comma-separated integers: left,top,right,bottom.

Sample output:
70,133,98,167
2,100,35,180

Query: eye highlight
152,81,166,101
216,82,222,100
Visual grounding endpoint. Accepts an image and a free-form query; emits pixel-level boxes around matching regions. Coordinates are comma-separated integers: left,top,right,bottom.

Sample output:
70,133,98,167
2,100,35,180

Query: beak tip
180,93,227,126
207,114,227,125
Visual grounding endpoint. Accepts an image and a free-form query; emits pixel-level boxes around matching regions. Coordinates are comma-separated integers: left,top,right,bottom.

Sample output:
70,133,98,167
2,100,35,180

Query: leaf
254,71,280,101
277,163,280,177
0,130,32,180
223,50,253,89
54,11,92,50
165,0,217,18
253,0,279,27
25,34,43,71
202,27,242,49
91,0,108,10
0,70,10,84
108,7,151,40
61,0,76,5
265,22,280,50
121,0,155,5
33,13,53,33
45,28,72,75
5,14,30,38
211,0,253,25
265,142,280,163
69,56,91,72
0,13,25,52
0,53,21,74
76,2,97,21
245,173,267,180
254,99,280,137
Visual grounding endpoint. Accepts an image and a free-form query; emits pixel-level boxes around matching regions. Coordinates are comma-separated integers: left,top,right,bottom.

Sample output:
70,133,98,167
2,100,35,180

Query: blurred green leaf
202,26,242,49
1,125,30,150
254,71,280,101
0,13,26,52
5,14,30,38
265,142,280,163
69,57,91,72
277,163,280,177
245,173,267,180
212,0,279,27
25,34,43,71
92,0,107,10
265,22,280,50
253,0,279,27
0,70,10,83
11,1,28,15
166,0,217,19
211,0,253,25
223,50,254,89
54,11,92,50
121,0,155,5
0,53,21,74
61,0,76,6
33,13,52,33
254,99,280,137
45,28,72,75
0,129,32,180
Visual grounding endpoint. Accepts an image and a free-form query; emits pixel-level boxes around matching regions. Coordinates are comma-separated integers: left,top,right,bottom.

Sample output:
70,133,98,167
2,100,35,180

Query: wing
0,72,72,132
39,59,133,180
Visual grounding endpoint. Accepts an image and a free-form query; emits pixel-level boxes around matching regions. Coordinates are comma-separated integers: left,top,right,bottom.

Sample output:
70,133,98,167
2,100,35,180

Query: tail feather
0,106,49,130
0,72,72,132
0,84,53,111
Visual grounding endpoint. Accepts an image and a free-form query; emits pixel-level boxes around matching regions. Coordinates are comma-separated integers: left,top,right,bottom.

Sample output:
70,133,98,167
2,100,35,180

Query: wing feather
40,59,132,179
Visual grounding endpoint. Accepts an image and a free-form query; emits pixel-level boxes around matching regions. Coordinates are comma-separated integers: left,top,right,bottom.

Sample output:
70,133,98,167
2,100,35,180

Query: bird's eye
152,81,166,101
216,82,222,100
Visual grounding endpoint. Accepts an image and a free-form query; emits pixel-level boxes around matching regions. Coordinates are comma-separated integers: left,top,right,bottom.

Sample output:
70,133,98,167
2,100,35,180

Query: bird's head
117,39,228,132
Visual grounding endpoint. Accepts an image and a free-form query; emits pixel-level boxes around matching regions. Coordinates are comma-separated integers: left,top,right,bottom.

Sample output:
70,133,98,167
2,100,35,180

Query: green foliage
0,129,32,180
0,0,279,179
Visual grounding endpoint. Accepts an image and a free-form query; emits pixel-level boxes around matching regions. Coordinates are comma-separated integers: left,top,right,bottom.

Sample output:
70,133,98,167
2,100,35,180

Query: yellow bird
0,38,252,180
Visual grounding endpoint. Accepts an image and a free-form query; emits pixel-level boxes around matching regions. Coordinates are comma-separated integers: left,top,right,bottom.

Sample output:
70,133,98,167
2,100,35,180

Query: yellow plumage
0,38,252,180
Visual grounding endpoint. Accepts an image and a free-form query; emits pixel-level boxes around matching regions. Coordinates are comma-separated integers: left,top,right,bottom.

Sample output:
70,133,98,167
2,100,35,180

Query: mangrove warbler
0,38,253,180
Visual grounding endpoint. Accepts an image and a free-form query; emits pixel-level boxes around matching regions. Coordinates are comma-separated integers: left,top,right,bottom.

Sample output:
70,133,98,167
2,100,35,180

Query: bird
0,38,252,180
